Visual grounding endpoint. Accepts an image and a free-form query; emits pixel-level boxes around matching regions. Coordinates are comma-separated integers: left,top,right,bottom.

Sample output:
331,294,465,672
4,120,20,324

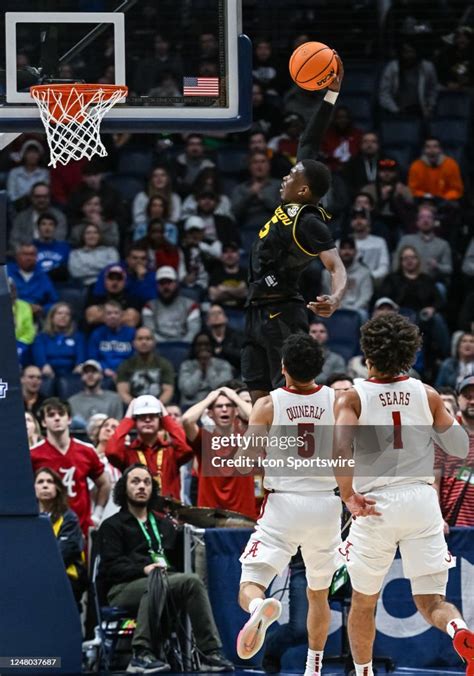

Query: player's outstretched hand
344,493,381,518
308,294,338,317
328,52,344,92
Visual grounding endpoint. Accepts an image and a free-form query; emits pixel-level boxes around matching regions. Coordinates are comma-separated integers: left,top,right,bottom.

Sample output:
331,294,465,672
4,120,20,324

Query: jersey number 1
392,411,403,449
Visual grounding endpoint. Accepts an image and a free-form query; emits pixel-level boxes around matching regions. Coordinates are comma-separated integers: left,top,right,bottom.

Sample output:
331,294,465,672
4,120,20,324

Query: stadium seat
430,119,469,146
118,149,154,178
105,174,144,202
216,147,248,174
435,91,471,119
322,309,361,362
338,94,373,129
158,341,191,372
56,283,87,322
224,307,246,333
380,118,422,148
381,143,416,174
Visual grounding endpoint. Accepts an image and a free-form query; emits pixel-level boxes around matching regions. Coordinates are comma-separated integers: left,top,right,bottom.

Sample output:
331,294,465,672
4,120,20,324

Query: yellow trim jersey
247,202,334,303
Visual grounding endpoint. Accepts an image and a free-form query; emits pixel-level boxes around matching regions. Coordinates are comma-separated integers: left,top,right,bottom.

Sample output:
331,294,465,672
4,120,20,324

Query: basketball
289,41,338,91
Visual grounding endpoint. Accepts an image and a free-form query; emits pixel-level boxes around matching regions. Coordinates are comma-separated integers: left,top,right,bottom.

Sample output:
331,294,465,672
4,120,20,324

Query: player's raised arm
308,247,347,317
333,389,381,517
297,53,344,162
425,385,469,459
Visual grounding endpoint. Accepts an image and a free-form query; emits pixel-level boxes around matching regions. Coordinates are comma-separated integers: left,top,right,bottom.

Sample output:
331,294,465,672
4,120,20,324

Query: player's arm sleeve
293,214,335,256
297,98,335,161
433,419,469,459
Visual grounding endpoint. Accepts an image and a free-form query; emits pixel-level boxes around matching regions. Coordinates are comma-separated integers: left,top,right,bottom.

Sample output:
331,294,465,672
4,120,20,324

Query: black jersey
247,202,335,303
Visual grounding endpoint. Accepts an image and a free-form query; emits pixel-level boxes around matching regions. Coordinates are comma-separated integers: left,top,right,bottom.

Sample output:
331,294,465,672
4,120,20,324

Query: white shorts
240,491,342,590
339,483,456,596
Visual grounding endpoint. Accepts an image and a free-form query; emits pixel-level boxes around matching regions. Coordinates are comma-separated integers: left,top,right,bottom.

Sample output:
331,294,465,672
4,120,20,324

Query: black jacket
98,509,179,592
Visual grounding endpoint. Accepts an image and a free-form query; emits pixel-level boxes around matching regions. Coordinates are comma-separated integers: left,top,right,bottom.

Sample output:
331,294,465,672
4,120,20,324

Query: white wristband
324,90,339,105
93,505,104,520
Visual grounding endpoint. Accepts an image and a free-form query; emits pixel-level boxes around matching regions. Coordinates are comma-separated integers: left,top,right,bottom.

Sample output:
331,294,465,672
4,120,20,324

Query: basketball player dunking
334,313,474,676
236,334,342,676
242,54,347,405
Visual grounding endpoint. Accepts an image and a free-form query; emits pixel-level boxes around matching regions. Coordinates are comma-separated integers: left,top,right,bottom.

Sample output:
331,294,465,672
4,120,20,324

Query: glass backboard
0,0,251,133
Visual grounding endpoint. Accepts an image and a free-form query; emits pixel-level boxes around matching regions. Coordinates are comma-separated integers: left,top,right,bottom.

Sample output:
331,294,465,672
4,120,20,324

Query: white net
30,84,128,168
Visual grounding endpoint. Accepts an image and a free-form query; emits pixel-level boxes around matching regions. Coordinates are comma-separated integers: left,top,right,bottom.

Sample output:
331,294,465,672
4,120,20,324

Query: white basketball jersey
264,385,336,492
353,376,434,493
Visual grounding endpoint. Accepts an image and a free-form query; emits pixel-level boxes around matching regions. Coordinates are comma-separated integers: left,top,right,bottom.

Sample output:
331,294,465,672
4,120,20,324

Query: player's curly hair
282,333,325,382
113,463,161,509
360,313,422,376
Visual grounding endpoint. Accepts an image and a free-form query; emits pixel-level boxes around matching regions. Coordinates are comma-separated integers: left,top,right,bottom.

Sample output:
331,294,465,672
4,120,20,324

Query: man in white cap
105,394,192,501
142,266,201,343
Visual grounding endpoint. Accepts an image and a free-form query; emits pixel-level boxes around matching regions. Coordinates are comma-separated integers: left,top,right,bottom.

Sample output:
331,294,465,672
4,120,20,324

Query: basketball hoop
30,83,128,168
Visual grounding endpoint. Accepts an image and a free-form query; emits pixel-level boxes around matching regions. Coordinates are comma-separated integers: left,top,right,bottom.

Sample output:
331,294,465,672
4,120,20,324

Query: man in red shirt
182,387,257,519
31,398,110,535
435,376,474,529
105,395,192,501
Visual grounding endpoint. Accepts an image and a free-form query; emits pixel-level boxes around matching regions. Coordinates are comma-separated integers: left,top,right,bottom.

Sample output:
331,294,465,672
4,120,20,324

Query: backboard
0,0,251,134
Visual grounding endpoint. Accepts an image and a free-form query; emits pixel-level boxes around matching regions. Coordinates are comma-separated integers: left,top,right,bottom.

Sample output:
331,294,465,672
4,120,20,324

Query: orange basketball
289,42,338,91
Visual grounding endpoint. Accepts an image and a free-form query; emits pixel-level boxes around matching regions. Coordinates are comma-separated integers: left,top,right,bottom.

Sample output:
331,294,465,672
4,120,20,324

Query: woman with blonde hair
132,165,182,226
32,302,85,378
25,411,42,448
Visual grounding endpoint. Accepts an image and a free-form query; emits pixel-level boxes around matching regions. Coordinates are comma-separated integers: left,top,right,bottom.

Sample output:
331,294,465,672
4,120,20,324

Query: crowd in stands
2,1,473,665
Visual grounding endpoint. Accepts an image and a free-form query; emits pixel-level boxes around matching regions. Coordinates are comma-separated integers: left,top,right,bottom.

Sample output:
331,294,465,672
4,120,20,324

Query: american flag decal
183,77,219,97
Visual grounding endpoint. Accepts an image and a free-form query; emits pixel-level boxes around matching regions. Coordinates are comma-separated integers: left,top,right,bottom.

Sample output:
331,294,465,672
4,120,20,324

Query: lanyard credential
136,513,167,566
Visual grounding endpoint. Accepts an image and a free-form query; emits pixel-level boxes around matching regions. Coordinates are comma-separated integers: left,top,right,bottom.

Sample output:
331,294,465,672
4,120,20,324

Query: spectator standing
231,151,281,229
308,321,346,384
435,376,474,528
88,300,135,378
349,207,390,283
9,182,68,251
393,206,452,280
252,37,283,94
22,365,45,419
98,464,233,673
179,217,211,295
321,106,363,172
321,237,373,320
33,302,85,378
9,277,36,356
173,134,215,197
34,467,87,604
30,398,110,535
205,304,244,371
208,243,248,309
68,223,119,287
132,166,182,227
178,334,234,408
436,26,474,90
408,138,464,202
7,140,49,207
435,334,474,389
342,132,380,197
7,244,58,319
142,266,201,344
105,396,192,501
379,41,438,118
361,158,414,231
116,327,175,405
68,360,123,428
33,213,71,283
91,417,121,521
251,82,282,138
182,387,256,519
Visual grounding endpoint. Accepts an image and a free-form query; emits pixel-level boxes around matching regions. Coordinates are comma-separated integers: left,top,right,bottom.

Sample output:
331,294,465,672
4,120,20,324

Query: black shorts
241,300,309,392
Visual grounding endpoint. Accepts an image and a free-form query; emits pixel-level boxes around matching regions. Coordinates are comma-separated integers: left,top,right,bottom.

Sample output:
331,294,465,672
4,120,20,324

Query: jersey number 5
297,423,315,457
259,214,278,239
392,411,403,449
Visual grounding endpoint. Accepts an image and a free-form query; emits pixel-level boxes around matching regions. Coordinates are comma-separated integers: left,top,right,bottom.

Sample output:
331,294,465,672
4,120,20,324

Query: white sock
447,618,467,638
304,649,324,675
248,597,264,615
354,661,374,675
